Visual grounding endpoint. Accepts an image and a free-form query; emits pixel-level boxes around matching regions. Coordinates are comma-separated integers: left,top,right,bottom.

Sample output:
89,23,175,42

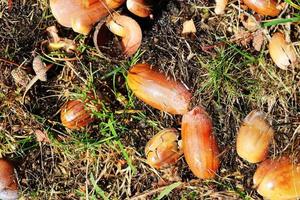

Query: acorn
50,0,125,34
60,93,101,129
181,106,220,179
127,63,192,115
253,157,300,199
236,110,274,163
0,159,18,200
243,0,280,17
145,128,182,169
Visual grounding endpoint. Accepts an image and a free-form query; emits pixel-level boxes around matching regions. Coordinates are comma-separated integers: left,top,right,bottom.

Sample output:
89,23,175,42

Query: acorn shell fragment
269,32,298,70
106,14,142,56
127,0,151,18
215,0,228,14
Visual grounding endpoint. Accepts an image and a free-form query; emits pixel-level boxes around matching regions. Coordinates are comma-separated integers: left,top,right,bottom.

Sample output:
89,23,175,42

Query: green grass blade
284,0,300,10
107,118,137,174
227,45,256,62
154,182,182,200
90,174,109,200
262,16,300,27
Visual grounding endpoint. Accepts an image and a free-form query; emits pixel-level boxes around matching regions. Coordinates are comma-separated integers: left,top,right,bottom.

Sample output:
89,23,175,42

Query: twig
0,57,20,67
8,0,13,11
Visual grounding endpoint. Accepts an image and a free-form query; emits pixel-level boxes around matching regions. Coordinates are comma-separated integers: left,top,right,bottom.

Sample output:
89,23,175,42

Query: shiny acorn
181,106,220,179
253,157,300,200
127,63,192,115
0,159,18,200
243,0,280,17
145,128,182,169
236,110,274,163
60,94,101,129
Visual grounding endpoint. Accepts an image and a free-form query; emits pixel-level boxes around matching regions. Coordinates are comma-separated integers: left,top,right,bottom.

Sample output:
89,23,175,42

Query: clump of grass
197,45,260,105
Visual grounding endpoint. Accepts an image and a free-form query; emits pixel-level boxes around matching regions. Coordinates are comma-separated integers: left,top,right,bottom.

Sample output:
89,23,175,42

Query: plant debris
1,0,300,199
22,56,53,102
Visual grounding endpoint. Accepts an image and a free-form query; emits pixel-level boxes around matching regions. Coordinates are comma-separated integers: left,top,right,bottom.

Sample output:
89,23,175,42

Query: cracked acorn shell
236,110,274,163
50,0,124,34
0,159,18,200
253,157,300,200
269,32,298,70
106,14,142,56
127,63,192,115
182,106,220,179
145,128,182,169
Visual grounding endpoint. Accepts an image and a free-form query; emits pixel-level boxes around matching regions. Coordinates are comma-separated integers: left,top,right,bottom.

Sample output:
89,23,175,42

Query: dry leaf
11,68,30,88
33,56,47,81
35,129,51,143
253,30,265,51
232,29,253,47
182,19,196,37
240,14,260,32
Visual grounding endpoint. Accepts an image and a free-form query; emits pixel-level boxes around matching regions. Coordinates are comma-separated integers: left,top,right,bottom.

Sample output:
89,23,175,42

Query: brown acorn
60,94,101,129
50,0,125,34
243,0,280,17
253,157,300,199
0,159,18,200
182,106,220,179
236,110,274,163
127,63,192,115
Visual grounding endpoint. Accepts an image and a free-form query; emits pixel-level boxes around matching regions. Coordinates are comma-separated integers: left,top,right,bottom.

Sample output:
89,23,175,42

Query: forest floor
0,0,300,199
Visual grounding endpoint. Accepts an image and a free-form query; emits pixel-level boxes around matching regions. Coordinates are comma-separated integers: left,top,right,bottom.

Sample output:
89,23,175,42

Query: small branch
0,57,20,67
